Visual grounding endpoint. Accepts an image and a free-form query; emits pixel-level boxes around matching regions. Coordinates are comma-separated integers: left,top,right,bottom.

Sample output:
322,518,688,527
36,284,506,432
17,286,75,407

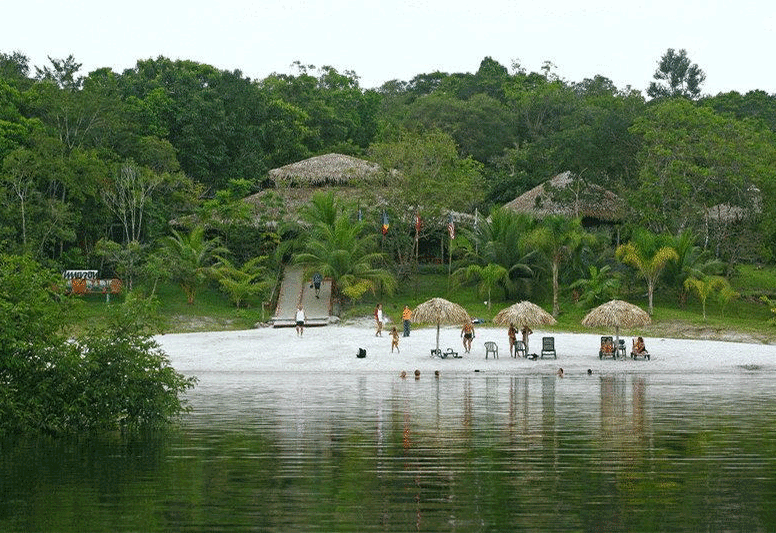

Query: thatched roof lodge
503,171,625,225
267,153,384,187
244,153,388,223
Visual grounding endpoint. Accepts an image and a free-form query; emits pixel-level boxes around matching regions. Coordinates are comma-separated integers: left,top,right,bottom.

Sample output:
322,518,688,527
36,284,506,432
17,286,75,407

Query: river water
3,368,776,532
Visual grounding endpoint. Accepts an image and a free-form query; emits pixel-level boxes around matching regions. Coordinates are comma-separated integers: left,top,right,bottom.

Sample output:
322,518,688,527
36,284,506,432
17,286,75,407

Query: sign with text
63,270,99,280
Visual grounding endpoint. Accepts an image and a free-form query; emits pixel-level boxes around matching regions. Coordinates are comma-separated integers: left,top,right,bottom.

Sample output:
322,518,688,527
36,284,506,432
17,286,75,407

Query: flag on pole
447,213,455,240
358,208,362,222
381,211,390,235
415,212,422,233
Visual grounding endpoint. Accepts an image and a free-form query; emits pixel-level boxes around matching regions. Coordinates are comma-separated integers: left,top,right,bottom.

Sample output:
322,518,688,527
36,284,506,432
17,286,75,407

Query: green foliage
211,255,272,308
525,215,595,316
158,226,228,304
452,262,509,310
684,275,730,320
460,207,537,300
0,254,195,436
616,228,679,314
647,48,706,100
570,265,621,309
294,192,395,302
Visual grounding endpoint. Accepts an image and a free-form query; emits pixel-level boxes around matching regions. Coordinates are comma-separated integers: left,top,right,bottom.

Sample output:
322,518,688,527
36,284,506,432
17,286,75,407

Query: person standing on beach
461,320,475,353
375,303,384,336
295,304,306,336
521,326,532,353
312,272,322,298
402,305,412,337
508,324,517,356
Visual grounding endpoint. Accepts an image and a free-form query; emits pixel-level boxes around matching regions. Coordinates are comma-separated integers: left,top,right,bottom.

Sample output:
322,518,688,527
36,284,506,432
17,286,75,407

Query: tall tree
158,226,227,304
629,99,775,244
294,195,395,302
615,229,679,314
647,48,705,100
525,215,593,316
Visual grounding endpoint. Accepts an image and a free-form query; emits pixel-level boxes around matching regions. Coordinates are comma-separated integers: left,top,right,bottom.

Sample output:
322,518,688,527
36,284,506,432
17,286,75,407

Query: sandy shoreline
157,321,776,377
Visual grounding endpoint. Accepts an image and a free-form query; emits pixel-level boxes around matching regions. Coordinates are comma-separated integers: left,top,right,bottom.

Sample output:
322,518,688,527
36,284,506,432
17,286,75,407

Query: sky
4,0,775,95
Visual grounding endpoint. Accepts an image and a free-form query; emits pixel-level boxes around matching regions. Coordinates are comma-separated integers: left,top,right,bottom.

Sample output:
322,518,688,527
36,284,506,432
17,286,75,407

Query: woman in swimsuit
461,320,475,353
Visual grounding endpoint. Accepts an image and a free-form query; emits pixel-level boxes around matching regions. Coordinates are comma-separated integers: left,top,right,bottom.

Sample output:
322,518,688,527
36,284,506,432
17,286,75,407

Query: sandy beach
158,319,776,377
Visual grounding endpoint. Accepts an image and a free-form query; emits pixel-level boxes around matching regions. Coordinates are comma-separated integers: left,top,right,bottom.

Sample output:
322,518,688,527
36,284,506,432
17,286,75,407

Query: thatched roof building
503,171,625,224
268,153,384,187
242,154,389,225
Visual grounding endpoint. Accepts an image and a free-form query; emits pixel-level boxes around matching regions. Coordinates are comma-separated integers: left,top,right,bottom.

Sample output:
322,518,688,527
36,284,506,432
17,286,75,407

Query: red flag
415,213,422,233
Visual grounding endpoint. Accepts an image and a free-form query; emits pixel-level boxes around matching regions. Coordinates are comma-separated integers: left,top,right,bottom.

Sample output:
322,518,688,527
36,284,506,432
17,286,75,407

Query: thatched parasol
492,301,557,352
581,299,651,346
268,153,384,187
412,298,471,351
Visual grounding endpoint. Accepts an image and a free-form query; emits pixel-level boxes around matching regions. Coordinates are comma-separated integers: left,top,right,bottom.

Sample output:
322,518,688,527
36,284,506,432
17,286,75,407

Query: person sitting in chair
632,336,648,356
601,338,614,355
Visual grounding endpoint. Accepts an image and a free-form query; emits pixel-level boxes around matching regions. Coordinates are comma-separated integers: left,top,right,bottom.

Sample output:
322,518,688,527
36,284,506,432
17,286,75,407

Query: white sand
158,320,776,376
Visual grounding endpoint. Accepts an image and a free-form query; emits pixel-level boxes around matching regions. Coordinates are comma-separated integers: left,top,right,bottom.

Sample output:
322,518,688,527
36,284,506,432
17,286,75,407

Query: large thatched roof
268,153,384,187
503,171,625,222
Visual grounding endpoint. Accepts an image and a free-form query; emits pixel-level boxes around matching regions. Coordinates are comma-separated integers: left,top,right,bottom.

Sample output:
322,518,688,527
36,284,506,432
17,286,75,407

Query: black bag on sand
357,348,367,358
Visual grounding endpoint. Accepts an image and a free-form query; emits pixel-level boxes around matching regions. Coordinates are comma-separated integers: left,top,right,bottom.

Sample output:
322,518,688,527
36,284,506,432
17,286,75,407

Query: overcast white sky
4,0,775,95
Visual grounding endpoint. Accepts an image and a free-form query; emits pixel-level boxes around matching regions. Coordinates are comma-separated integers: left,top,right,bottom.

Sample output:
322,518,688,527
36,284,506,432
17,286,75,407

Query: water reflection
3,370,776,532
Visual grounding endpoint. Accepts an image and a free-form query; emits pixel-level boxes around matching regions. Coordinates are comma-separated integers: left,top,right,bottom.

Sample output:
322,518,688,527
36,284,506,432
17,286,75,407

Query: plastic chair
540,337,557,359
514,340,527,358
484,341,499,359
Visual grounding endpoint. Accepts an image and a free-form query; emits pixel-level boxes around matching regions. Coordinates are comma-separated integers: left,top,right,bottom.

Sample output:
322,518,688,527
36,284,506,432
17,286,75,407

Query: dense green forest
1,48,776,305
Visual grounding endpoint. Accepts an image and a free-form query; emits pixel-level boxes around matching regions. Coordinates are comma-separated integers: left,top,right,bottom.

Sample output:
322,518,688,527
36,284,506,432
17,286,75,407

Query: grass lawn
68,264,776,343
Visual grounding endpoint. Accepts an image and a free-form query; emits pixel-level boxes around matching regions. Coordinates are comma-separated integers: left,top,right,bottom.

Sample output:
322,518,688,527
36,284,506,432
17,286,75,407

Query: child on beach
390,326,400,353
375,303,384,336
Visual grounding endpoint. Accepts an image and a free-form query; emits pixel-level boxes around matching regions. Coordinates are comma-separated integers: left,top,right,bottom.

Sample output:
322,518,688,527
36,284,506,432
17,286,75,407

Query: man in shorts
295,304,306,336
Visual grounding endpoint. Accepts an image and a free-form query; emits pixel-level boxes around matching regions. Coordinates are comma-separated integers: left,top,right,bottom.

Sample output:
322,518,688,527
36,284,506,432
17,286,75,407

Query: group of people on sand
375,303,413,353
507,324,532,356
300,297,650,359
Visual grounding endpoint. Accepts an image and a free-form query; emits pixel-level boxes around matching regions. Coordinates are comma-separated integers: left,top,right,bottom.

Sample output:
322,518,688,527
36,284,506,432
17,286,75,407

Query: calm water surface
3,368,776,532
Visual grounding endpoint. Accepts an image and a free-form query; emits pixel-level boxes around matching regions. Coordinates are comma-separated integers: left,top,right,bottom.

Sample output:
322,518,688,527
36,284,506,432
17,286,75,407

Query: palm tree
525,215,594,316
462,207,537,300
684,275,730,320
295,207,395,302
453,262,509,310
158,226,227,304
569,264,621,308
615,228,679,315
665,229,725,304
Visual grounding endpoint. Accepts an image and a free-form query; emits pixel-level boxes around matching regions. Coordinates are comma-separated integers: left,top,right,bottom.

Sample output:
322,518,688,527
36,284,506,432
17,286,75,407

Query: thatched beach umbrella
493,301,557,352
581,299,651,347
412,298,471,351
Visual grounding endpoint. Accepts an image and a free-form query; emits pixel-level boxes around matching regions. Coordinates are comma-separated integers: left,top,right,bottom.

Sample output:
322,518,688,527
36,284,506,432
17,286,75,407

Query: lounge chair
513,340,527,358
443,347,460,359
540,337,556,359
484,341,499,359
599,336,616,359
